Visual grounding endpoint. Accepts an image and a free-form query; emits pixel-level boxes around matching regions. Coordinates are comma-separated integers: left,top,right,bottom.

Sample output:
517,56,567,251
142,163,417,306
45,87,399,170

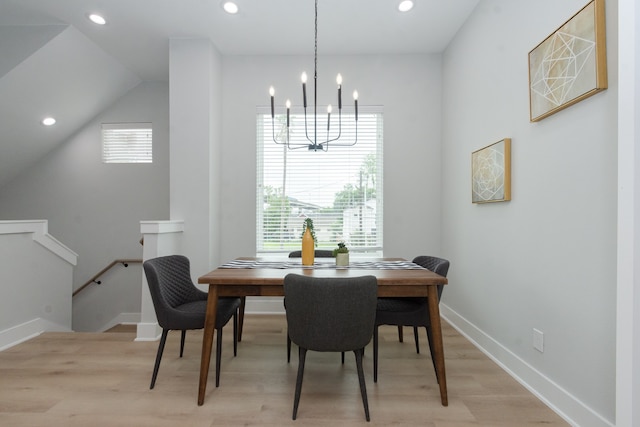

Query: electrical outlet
533,328,544,353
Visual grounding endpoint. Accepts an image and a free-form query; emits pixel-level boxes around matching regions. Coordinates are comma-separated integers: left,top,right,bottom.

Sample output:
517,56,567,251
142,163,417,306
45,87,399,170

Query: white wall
219,54,443,263
0,220,76,349
441,0,617,425
0,81,170,331
169,39,223,277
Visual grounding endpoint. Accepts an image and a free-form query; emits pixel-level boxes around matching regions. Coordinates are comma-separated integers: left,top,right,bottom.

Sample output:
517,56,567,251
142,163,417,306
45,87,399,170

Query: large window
257,107,383,255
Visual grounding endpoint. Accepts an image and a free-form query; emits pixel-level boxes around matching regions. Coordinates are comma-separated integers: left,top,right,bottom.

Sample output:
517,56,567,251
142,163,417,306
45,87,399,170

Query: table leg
427,286,448,406
198,284,219,405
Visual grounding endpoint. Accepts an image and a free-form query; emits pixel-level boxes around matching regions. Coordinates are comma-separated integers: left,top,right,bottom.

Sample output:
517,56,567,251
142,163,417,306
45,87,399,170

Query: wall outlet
533,328,544,353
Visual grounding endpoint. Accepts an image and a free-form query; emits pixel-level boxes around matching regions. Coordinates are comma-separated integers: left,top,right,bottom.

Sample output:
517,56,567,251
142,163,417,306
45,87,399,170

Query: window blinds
256,107,383,255
102,123,152,163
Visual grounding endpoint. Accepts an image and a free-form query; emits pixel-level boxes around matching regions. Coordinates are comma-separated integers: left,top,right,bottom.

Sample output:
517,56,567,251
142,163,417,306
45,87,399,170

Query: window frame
101,122,153,164
256,106,383,256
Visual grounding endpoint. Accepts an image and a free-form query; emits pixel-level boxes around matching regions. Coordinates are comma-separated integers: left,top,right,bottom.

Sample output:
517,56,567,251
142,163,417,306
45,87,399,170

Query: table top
198,257,448,287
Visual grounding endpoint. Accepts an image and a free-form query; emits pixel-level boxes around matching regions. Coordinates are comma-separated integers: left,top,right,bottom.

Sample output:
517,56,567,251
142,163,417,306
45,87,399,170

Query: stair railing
72,259,142,297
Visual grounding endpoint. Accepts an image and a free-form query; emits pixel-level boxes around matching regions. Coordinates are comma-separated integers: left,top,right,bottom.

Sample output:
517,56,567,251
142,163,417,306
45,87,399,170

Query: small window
102,123,152,163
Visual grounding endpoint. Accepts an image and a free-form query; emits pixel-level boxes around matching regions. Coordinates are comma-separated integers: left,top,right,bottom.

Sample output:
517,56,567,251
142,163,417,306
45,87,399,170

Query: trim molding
0,318,71,351
440,304,613,427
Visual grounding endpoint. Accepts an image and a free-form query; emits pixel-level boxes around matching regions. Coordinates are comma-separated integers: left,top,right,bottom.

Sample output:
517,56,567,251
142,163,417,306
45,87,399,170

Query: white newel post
136,220,185,341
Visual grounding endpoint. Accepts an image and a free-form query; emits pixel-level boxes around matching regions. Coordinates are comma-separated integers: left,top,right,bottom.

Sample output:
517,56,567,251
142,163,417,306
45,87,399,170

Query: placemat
220,259,426,270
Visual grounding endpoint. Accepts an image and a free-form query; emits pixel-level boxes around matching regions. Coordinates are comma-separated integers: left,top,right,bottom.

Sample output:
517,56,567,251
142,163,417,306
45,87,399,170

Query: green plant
332,242,349,257
301,218,317,246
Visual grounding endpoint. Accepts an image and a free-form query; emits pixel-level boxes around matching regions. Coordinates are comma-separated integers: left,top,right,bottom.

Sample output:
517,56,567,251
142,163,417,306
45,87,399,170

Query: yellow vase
301,228,315,266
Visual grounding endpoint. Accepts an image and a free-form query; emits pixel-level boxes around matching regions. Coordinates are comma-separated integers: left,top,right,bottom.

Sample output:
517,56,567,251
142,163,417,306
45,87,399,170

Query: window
257,107,383,255
102,123,152,163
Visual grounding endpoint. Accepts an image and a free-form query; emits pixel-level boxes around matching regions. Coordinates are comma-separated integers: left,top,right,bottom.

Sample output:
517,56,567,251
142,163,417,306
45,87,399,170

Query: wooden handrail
73,258,142,297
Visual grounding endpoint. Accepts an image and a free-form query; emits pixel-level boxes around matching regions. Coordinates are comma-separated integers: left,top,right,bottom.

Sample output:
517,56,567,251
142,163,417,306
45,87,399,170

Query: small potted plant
333,242,349,267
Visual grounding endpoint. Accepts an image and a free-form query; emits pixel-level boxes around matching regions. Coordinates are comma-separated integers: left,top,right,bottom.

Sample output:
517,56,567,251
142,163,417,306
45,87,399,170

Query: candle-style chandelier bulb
268,0,358,151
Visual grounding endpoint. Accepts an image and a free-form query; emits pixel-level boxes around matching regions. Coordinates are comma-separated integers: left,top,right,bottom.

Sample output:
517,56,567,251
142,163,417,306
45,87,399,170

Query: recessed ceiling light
223,2,239,14
398,0,414,12
88,13,106,25
42,117,56,126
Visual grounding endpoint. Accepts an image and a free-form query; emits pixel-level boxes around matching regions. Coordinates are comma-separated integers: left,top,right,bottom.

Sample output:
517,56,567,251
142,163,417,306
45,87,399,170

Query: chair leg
373,325,379,383
425,325,438,383
397,325,404,342
413,326,420,354
287,333,292,363
233,310,238,357
238,296,246,342
150,329,169,389
354,348,371,422
292,347,307,420
179,330,186,357
341,351,345,364
215,327,223,387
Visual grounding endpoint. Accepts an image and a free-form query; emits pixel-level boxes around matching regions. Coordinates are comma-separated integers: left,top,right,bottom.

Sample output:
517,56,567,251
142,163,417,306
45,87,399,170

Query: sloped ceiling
0,0,479,189
0,25,141,187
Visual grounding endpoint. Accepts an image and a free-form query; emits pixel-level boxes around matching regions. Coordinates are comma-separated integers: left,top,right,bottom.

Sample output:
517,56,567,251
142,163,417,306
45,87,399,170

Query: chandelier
268,0,359,152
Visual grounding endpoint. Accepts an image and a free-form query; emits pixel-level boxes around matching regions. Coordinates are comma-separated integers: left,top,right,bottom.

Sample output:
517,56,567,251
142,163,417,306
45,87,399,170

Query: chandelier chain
314,0,318,83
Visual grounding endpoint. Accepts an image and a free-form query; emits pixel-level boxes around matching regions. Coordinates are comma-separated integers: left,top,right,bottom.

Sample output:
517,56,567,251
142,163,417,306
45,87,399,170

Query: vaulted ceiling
0,0,479,188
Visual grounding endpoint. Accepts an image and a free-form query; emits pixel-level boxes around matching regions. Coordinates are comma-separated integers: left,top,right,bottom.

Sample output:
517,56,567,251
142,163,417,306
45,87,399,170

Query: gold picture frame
472,138,511,204
528,0,607,122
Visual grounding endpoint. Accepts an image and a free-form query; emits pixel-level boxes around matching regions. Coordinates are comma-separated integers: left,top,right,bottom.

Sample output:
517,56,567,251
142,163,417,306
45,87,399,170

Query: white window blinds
256,106,383,255
102,123,152,163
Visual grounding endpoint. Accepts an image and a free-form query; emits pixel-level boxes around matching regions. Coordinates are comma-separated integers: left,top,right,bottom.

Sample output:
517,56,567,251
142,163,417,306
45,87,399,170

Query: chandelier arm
320,119,358,147
303,107,314,144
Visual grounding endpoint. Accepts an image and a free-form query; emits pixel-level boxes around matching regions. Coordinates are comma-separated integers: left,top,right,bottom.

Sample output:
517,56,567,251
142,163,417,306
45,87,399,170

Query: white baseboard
243,296,285,314
135,322,162,341
440,304,613,427
98,312,141,332
0,318,71,351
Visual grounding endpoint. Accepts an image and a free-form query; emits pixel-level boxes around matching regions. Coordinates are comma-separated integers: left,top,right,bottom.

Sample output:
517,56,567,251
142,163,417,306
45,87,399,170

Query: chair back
284,274,377,352
412,255,450,300
288,250,334,258
143,255,207,328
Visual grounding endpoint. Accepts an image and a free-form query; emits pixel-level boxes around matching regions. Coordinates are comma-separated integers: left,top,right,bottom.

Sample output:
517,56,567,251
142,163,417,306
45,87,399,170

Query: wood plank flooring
0,315,569,426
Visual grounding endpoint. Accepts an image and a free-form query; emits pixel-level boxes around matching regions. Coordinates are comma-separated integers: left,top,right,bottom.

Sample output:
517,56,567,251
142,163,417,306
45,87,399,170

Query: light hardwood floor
0,315,569,426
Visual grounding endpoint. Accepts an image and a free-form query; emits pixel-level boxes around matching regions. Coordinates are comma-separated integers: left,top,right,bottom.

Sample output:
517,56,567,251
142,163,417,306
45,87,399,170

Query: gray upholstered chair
373,255,450,383
286,250,335,362
143,255,241,389
284,273,377,421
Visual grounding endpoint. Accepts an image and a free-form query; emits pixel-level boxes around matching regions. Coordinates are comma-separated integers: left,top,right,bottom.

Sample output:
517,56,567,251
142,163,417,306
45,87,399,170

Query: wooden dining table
196,257,449,406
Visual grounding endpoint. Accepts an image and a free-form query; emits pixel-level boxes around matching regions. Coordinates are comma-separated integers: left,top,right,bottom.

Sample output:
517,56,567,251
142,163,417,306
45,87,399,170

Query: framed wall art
472,138,511,204
528,0,607,122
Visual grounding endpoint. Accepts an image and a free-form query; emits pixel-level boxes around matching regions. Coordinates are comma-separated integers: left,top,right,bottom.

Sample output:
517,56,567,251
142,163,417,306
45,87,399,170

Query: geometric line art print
530,32,595,107
472,139,511,204
528,0,607,122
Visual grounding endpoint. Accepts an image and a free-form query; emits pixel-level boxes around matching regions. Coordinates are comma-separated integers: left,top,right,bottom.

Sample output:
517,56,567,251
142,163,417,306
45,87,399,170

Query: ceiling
0,0,479,188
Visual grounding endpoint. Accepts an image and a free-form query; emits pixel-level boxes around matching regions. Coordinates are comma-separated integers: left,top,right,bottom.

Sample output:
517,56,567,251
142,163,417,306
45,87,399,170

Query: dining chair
143,255,242,389
284,273,377,421
373,255,450,383
286,249,335,362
